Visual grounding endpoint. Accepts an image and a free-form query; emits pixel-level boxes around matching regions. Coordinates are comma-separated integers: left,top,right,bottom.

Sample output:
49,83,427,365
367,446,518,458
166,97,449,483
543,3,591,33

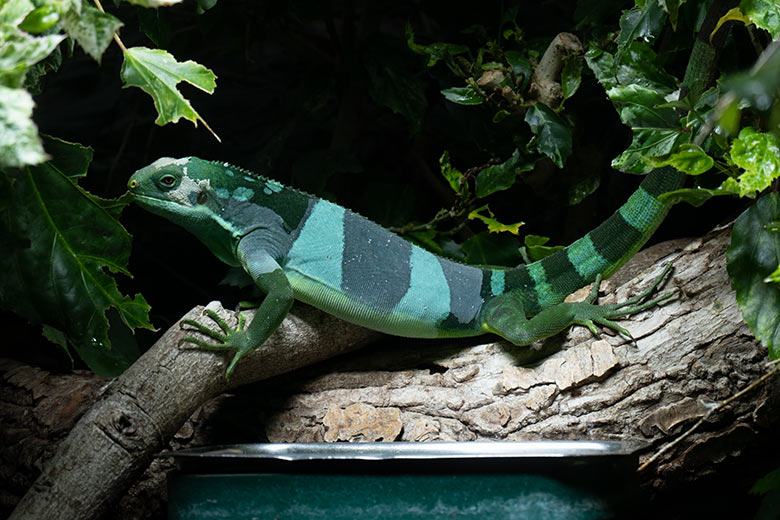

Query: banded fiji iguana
128,158,682,377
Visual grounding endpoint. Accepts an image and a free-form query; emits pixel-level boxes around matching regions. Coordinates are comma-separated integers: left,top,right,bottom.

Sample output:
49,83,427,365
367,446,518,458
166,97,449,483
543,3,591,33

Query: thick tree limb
4,224,778,519
5,304,380,520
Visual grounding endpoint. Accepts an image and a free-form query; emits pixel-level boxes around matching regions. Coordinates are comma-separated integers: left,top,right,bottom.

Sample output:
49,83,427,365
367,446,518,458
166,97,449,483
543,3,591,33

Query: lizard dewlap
128,156,682,377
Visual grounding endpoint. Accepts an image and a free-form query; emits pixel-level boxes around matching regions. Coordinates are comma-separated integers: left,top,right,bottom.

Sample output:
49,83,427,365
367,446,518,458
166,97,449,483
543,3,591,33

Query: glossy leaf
587,41,677,94
120,47,219,137
0,137,152,375
524,103,572,168
441,86,484,105
726,192,780,357
475,149,534,198
607,84,684,174
651,143,715,175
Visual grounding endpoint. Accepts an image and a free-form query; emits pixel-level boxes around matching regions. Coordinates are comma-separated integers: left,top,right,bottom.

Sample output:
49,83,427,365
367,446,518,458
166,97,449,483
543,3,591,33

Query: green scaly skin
127,32,716,378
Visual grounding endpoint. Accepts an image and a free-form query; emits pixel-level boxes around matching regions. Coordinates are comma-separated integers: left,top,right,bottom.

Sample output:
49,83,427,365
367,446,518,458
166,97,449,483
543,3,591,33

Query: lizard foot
575,262,676,338
181,308,253,377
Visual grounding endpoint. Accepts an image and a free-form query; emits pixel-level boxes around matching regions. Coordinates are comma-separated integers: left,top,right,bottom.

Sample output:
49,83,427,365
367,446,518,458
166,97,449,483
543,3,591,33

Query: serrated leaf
727,127,780,196
120,47,219,139
741,0,780,40
468,204,524,235
475,149,533,198
0,137,153,376
0,86,47,167
524,103,572,168
62,3,122,63
726,192,780,357
505,50,531,90
607,84,685,173
585,42,677,95
441,86,484,105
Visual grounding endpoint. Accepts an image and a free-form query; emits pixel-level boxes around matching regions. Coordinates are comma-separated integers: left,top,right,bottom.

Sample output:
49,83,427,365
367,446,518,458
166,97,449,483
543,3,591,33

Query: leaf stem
92,0,127,52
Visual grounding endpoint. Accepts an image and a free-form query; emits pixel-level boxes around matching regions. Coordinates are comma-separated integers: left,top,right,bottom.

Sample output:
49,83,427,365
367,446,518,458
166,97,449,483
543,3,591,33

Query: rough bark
3,224,778,519
4,304,381,520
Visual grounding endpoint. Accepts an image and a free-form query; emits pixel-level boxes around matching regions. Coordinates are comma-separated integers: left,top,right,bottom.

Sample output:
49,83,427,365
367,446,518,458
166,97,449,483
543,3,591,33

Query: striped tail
502,166,684,315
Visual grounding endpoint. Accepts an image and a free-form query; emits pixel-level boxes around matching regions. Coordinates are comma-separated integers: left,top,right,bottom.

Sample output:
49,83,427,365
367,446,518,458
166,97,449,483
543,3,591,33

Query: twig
638,357,780,472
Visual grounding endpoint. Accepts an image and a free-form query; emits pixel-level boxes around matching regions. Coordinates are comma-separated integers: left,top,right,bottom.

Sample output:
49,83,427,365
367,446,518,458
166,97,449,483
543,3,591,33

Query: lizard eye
197,190,208,205
159,174,176,187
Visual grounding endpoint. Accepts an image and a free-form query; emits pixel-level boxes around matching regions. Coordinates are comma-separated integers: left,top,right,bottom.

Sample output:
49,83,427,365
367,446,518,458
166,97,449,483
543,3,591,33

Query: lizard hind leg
481,263,676,346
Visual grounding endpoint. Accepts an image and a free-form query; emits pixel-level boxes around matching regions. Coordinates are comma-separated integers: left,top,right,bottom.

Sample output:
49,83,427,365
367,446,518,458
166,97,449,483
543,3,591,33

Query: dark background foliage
5,0,741,368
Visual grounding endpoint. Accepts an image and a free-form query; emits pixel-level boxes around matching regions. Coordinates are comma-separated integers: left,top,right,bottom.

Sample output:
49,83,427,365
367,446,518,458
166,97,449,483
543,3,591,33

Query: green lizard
128,158,682,377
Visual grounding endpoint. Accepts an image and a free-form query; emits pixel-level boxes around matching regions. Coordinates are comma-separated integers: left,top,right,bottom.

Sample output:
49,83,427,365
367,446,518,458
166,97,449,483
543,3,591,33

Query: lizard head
128,157,242,265
127,157,216,217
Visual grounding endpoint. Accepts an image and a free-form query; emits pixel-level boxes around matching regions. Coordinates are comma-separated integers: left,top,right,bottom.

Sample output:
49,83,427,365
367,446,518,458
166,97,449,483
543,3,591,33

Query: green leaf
0,86,47,167
61,3,123,63
0,137,153,375
741,0,780,39
405,24,469,68
607,84,685,173
364,37,427,134
439,150,464,194
18,4,60,34
560,57,582,101
467,204,524,235
0,0,35,25
521,234,563,262
765,264,780,284
524,103,572,168
441,86,485,105
658,187,726,207
650,143,714,175
585,42,677,94
727,127,780,197
726,192,780,357
461,231,523,267
615,2,666,56
751,467,780,495
474,149,534,198
0,24,65,88
505,50,531,90
120,47,219,138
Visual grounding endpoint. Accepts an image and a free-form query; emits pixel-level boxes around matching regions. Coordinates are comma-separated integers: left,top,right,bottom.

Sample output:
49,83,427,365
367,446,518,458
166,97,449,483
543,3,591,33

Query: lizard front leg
182,238,293,378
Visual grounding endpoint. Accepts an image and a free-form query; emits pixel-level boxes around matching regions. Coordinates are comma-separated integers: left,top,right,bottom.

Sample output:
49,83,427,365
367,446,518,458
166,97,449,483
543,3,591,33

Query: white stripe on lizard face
166,175,210,206
151,157,190,168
